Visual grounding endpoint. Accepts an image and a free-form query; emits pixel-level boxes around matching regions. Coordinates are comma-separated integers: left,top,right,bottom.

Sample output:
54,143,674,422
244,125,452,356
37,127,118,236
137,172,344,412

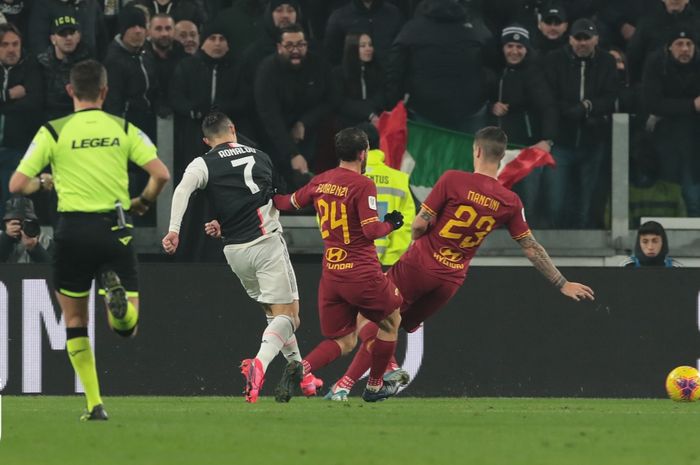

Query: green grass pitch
1,396,699,465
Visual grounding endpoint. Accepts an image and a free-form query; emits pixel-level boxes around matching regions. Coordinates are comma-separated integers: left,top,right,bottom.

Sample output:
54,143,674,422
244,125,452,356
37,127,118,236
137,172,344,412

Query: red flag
497,147,556,189
378,101,408,169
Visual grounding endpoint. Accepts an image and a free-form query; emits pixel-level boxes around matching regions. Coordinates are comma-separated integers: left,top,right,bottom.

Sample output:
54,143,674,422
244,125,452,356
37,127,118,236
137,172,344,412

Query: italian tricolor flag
378,102,556,201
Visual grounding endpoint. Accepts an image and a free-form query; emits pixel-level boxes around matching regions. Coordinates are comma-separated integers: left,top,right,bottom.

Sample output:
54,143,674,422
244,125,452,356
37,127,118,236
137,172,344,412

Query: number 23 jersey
403,170,531,283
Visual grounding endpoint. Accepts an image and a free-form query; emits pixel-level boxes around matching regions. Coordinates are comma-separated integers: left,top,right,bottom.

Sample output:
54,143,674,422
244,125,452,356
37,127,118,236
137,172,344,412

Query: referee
9,60,170,421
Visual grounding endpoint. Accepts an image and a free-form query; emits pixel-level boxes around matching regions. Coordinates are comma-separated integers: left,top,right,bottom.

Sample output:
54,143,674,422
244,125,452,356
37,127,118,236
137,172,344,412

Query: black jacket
530,28,568,58
170,49,245,123
103,37,159,137
627,4,700,81
145,40,187,115
28,0,107,57
37,43,93,121
255,52,337,161
332,59,386,127
642,48,700,183
543,45,619,147
0,56,43,150
324,0,404,65
385,0,489,129
487,55,557,145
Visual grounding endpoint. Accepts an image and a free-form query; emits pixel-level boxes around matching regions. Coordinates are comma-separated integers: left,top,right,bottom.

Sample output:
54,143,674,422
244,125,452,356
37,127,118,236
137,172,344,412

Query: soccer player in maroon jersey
273,127,407,401
325,126,595,400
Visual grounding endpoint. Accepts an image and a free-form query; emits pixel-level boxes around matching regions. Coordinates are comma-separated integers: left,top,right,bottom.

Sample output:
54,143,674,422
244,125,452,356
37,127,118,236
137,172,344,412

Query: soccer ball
665,366,700,402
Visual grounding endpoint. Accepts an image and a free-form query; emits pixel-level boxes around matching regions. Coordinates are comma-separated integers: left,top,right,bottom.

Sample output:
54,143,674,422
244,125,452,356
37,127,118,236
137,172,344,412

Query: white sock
266,315,302,363
256,315,295,371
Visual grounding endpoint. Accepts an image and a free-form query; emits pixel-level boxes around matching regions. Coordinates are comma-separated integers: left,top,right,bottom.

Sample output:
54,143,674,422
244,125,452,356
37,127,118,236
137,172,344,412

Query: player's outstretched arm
411,207,434,240
517,233,595,302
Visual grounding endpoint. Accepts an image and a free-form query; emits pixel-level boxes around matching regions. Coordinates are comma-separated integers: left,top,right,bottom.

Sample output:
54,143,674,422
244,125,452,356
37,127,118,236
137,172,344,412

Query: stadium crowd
0,0,699,244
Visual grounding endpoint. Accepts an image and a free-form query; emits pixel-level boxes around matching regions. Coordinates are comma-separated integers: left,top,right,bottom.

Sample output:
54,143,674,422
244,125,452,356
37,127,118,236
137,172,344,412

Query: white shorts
223,233,299,304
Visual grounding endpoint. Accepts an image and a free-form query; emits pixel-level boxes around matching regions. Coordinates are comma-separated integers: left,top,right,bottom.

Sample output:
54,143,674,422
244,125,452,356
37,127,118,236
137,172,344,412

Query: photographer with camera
0,195,54,263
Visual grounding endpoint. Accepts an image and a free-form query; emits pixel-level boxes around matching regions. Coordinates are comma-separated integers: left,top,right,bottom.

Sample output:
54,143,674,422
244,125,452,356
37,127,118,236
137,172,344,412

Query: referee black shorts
54,212,139,298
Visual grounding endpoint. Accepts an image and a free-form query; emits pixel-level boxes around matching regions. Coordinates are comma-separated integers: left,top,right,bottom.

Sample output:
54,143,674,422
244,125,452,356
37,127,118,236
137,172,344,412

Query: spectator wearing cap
255,23,339,188
541,18,619,229
174,19,200,55
146,13,187,116
386,0,491,133
133,0,205,27
531,4,569,56
324,0,404,66
642,27,700,216
37,15,93,120
0,23,42,213
170,21,249,183
628,0,700,81
28,0,107,57
0,196,54,263
103,6,159,141
487,24,556,225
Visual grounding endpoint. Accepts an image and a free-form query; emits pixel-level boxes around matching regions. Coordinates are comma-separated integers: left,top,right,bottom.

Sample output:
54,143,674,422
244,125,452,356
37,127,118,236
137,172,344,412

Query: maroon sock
302,339,342,374
367,338,396,386
344,337,374,382
358,321,379,341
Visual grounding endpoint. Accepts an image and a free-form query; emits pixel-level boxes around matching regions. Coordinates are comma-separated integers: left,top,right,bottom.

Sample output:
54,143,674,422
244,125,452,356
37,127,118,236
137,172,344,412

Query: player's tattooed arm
517,234,567,289
412,207,435,240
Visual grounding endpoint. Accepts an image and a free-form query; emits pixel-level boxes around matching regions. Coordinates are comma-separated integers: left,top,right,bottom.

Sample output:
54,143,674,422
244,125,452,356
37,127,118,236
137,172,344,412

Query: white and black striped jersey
169,142,282,245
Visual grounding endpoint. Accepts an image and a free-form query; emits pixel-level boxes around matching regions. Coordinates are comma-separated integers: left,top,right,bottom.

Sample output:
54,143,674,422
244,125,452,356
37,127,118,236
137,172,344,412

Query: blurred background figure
0,196,54,263
621,220,682,267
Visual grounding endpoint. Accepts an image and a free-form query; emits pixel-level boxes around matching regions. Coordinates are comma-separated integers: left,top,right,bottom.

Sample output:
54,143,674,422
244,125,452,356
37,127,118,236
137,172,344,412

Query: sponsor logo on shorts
433,247,465,270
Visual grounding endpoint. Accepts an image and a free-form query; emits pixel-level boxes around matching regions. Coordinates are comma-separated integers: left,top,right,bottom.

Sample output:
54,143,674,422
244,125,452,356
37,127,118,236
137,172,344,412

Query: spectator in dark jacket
255,23,338,187
133,0,205,27
324,0,403,66
0,0,31,38
174,19,199,55
170,22,247,182
386,0,491,133
37,15,92,120
488,24,557,226
642,27,700,216
28,0,106,57
0,23,42,216
332,32,386,128
218,0,268,62
530,4,569,57
627,0,700,81
103,6,159,140
0,196,53,263
542,18,619,228
145,13,187,116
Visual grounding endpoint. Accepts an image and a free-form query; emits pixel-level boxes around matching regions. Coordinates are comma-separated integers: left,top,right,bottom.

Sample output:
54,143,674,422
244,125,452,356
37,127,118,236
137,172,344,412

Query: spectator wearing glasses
531,3,569,56
255,23,338,188
38,15,93,120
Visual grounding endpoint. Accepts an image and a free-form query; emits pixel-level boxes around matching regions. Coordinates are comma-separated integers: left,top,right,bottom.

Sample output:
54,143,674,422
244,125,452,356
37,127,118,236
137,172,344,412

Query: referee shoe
274,360,304,403
101,270,128,320
80,404,108,421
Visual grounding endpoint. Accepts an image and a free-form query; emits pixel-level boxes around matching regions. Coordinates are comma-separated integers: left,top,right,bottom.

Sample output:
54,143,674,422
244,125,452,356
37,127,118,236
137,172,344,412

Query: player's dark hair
70,59,107,101
356,122,379,150
475,126,508,162
201,111,232,138
277,23,304,44
335,127,369,162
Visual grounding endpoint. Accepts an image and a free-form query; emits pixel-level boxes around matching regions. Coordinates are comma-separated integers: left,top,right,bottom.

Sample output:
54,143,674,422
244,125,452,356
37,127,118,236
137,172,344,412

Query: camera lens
22,219,40,238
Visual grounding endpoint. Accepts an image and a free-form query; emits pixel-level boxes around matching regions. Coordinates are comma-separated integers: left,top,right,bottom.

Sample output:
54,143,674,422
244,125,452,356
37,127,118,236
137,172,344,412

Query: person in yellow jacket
359,122,415,265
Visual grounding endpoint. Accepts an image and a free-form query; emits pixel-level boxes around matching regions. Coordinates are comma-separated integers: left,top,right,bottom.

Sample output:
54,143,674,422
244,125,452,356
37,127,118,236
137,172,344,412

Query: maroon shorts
387,259,461,333
317,273,403,338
